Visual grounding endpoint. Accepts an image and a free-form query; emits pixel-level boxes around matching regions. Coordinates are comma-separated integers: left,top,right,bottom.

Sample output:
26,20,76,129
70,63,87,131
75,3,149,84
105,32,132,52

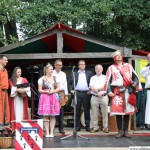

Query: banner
135,59,148,83
15,119,43,150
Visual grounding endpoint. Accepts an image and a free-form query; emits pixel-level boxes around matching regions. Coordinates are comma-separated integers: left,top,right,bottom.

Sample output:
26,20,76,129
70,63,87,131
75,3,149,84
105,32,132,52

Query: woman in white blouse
38,64,60,138
9,67,31,130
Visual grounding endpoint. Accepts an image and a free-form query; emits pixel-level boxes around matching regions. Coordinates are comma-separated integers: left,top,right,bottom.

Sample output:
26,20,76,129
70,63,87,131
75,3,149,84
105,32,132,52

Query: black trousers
57,106,64,130
116,115,129,130
76,92,91,128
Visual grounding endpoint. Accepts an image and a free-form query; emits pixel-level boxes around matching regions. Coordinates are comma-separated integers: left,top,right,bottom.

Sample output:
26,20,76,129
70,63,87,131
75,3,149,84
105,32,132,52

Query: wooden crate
108,115,118,132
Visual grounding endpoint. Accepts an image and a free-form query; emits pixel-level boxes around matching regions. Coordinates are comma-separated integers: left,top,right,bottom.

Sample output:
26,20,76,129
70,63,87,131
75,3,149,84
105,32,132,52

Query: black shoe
85,127,91,132
59,129,65,134
76,127,81,132
145,124,150,130
123,130,131,138
115,130,123,138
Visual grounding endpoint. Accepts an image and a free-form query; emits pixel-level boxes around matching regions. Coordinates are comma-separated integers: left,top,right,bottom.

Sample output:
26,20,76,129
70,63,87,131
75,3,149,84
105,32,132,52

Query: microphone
72,66,75,72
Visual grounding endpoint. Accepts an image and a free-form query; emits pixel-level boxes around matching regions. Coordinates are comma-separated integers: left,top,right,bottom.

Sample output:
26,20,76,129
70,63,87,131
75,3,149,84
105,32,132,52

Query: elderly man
140,53,150,126
0,55,10,127
104,50,142,138
89,64,109,133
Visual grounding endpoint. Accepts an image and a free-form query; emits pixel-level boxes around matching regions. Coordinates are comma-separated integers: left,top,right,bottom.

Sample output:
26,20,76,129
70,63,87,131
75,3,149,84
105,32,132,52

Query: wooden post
57,32,63,53
30,67,34,119
128,115,131,131
133,113,137,130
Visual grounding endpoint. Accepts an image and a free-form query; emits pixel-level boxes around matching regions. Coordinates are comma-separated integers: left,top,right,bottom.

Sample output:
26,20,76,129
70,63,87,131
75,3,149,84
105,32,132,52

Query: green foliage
82,0,150,50
0,0,21,45
0,0,149,50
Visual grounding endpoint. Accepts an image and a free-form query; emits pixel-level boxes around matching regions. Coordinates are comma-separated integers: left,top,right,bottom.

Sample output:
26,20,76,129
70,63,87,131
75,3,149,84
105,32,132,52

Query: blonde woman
38,64,60,138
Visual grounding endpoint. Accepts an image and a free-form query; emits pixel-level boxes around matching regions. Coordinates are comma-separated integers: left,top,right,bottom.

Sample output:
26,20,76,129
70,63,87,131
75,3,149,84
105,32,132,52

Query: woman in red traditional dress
9,67,31,130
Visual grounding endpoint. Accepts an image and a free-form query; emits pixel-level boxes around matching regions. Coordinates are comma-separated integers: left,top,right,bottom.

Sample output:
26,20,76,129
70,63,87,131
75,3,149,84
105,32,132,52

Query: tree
18,0,87,37
0,0,149,50
0,0,21,46
82,0,150,50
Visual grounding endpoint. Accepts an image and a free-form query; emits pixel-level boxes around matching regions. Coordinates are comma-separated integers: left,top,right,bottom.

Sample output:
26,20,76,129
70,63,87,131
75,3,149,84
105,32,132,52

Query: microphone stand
61,66,89,140
28,83,39,119
29,83,39,98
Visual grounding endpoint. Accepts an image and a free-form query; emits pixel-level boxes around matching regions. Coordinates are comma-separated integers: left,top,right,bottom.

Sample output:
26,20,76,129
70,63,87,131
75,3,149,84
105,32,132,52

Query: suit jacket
69,70,93,91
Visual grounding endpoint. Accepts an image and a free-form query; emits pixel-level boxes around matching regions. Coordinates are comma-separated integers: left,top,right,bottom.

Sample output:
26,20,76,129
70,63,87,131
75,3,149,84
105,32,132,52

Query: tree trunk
0,22,4,47
4,20,18,44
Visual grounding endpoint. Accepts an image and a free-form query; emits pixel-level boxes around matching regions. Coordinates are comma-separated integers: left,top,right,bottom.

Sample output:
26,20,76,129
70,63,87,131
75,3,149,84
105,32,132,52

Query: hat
147,53,150,57
111,50,122,58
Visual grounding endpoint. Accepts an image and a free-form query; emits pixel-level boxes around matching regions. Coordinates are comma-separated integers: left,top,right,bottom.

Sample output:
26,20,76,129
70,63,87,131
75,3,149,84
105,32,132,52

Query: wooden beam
5,52,117,59
131,55,147,60
128,58,132,64
0,29,58,53
0,27,131,58
124,47,132,57
62,29,131,57
57,32,63,53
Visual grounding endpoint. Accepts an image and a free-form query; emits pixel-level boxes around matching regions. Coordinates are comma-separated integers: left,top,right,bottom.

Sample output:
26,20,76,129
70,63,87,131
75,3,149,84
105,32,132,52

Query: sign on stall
15,119,43,150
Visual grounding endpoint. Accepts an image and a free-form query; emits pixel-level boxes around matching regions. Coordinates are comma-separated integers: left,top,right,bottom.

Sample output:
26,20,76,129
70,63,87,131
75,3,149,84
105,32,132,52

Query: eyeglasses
79,64,85,65
56,64,62,66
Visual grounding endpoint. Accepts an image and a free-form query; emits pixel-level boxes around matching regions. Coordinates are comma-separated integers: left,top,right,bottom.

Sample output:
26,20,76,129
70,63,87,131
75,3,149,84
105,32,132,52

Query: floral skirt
38,93,60,116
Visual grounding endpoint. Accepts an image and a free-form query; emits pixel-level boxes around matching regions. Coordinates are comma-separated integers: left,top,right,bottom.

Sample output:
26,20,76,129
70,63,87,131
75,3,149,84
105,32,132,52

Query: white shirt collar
78,70,85,73
95,74,103,77
53,69,63,74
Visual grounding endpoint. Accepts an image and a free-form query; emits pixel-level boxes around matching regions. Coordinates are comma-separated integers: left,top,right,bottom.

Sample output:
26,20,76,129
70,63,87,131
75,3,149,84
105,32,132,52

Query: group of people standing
37,59,68,137
0,49,149,139
0,56,31,131
0,57,68,138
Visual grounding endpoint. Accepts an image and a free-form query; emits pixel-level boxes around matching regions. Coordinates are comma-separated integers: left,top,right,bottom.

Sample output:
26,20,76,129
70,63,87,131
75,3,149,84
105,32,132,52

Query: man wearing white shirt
89,64,109,133
53,59,68,134
141,53,150,126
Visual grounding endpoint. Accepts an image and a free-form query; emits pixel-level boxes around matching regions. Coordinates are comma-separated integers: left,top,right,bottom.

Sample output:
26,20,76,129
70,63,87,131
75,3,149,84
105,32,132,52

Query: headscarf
111,50,123,63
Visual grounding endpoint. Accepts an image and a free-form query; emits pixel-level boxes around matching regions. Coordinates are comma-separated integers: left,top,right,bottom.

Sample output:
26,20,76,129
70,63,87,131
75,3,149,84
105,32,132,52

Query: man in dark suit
69,60,92,132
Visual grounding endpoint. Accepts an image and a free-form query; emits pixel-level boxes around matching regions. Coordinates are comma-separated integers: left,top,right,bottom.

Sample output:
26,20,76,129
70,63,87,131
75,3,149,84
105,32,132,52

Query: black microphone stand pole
61,66,89,140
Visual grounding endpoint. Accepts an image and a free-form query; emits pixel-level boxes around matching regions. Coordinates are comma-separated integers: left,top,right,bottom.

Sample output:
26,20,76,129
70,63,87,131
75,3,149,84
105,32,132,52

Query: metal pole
31,68,34,119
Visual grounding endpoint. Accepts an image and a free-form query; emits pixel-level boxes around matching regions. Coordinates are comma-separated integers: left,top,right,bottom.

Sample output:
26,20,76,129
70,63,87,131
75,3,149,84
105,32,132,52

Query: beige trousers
91,95,109,130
